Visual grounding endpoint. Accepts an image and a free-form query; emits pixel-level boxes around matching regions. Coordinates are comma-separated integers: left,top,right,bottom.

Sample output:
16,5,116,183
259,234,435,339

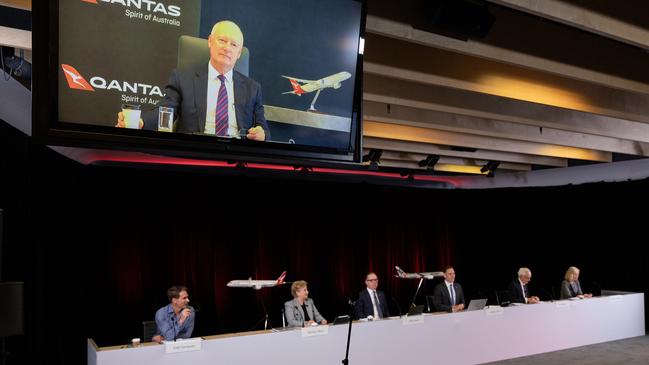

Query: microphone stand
341,299,354,365
250,290,272,331
390,296,403,317
408,278,425,310
261,296,270,330
1,336,6,365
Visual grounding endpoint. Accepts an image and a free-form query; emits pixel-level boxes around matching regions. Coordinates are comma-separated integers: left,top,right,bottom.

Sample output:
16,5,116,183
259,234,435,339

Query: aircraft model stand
409,277,425,311
226,272,288,331
250,294,272,331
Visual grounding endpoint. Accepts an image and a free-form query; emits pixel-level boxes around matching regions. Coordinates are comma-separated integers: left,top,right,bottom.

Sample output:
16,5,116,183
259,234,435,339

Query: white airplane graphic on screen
281,71,352,111
395,266,444,280
227,271,287,290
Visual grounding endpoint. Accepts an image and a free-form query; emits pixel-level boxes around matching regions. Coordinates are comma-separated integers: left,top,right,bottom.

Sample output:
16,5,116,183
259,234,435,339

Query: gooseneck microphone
390,296,403,318
170,311,178,342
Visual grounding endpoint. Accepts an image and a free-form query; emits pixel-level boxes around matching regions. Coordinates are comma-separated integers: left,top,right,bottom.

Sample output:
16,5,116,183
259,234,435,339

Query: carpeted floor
483,335,649,365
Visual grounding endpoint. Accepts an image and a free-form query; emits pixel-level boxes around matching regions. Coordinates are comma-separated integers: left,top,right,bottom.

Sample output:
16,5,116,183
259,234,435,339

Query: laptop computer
466,298,488,311
332,315,350,325
406,305,425,316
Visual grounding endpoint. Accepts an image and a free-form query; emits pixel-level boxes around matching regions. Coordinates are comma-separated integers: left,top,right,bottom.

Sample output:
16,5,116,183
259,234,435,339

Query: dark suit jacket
144,65,270,138
355,289,389,319
508,279,530,304
433,282,465,312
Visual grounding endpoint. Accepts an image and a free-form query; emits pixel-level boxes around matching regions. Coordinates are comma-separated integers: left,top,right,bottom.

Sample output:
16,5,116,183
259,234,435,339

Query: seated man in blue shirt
152,286,195,343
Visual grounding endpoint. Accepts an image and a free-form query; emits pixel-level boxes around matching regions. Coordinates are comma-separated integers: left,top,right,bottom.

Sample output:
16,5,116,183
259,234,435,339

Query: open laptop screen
466,298,488,311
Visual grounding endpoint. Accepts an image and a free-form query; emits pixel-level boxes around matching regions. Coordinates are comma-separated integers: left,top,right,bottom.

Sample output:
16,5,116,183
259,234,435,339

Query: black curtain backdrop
1,120,648,365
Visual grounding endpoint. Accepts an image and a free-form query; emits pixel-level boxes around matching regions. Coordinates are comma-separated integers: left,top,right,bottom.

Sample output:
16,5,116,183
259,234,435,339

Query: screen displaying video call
57,0,363,158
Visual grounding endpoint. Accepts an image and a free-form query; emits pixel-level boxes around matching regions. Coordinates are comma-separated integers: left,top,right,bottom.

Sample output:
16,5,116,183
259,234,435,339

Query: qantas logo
61,64,164,97
81,0,181,17
61,64,95,91
289,79,305,95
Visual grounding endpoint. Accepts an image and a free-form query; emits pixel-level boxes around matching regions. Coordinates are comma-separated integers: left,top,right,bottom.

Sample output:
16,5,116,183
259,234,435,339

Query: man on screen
116,20,269,141
152,285,195,343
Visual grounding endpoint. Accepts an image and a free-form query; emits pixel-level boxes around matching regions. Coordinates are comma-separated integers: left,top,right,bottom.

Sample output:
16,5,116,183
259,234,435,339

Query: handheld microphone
183,305,197,313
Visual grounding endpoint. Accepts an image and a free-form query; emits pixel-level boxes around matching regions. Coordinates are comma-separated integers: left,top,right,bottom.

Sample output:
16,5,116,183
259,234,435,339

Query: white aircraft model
395,266,444,280
281,71,352,111
227,271,287,290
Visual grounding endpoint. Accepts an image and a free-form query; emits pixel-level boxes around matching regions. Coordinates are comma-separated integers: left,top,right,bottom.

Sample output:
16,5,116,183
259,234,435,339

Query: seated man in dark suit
433,266,465,312
508,267,540,304
355,272,389,319
117,20,269,141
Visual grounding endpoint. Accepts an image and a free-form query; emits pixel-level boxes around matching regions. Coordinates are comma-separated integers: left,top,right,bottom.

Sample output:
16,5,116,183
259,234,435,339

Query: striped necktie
372,291,381,318
215,74,229,136
449,284,456,306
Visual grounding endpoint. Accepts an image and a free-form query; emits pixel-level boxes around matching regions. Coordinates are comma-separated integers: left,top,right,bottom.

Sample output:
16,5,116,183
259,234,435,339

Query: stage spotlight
418,154,440,170
480,160,500,176
362,149,383,169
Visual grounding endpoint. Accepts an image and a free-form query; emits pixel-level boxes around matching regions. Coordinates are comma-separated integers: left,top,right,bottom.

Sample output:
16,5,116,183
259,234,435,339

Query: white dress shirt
445,281,455,305
519,279,528,303
367,288,380,318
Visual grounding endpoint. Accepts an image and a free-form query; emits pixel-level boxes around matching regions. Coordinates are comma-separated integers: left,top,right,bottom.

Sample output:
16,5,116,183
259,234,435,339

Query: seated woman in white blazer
284,280,327,327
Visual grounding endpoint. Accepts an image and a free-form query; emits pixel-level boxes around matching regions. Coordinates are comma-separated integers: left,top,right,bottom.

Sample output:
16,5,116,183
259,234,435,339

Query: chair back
142,320,158,342
495,290,512,306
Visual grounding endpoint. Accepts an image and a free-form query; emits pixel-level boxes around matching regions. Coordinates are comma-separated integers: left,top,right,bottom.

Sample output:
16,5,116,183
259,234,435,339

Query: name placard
301,325,329,337
485,306,504,316
402,315,424,325
164,338,202,354
608,295,624,303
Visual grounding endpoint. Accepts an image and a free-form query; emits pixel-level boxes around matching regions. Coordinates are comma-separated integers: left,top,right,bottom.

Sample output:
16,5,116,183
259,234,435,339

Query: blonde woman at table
284,280,327,327
560,266,593,299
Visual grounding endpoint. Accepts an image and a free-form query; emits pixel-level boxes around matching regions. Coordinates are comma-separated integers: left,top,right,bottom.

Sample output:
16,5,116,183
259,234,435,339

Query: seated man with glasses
509,267,540,304
355,272,390,319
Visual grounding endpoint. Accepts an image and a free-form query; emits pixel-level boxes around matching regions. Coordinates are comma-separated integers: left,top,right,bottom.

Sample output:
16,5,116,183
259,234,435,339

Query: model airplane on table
395,266,444,280
281,71,352,111
227,271,287,290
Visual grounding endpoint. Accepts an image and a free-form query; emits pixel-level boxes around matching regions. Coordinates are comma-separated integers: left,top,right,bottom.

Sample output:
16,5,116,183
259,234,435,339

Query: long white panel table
89,292,645,365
